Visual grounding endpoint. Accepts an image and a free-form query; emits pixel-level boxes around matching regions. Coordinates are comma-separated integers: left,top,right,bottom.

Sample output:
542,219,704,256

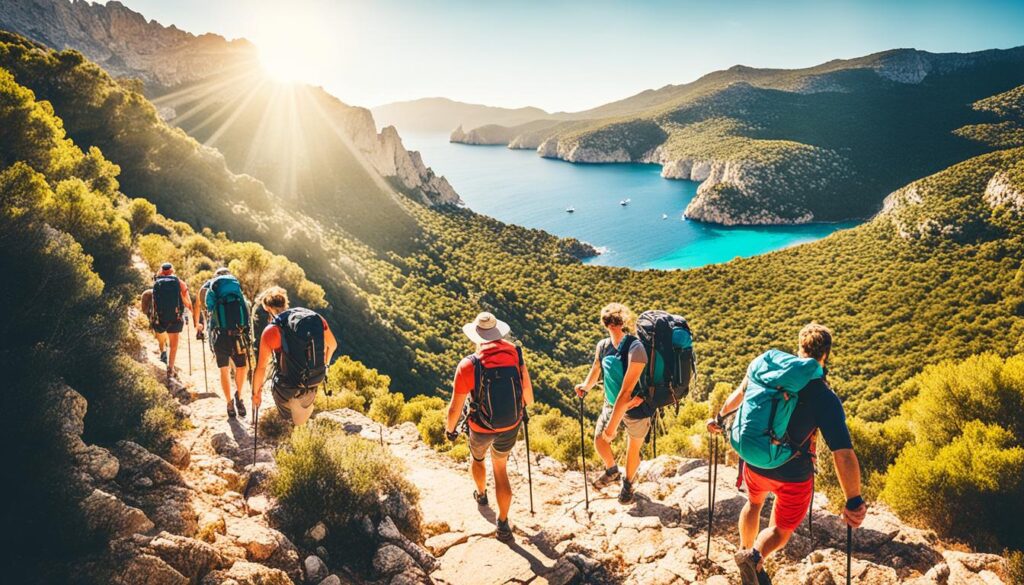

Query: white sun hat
462,311,511,344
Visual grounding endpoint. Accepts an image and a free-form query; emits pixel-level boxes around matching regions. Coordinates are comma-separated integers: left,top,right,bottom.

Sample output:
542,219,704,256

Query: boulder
305,522,328,543
373,544,419,578
378,516,437,573
146,531,227,582
200,561,293,585
303,555,328,583
80,488,154,538
226,518,282,561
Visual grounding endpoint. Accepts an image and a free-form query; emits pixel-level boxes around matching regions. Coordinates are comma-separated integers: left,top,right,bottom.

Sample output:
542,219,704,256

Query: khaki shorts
468,423,521,462
272,385,316,426
595,401,651,440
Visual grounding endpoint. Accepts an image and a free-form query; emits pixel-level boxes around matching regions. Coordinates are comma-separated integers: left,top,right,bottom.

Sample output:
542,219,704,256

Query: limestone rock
378,516,437,573
305,522,328,543
303,555,328,583
146,531,228,582
318,577,343,585
373,544,419,578
80,488,154,538
200,561,293,585
226,517,282,561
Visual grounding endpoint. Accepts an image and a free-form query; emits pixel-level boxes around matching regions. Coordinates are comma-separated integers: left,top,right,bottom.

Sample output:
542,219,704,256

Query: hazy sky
116,0,1024,112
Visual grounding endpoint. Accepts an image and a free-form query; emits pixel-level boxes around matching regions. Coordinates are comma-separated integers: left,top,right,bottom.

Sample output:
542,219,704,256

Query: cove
401,132,859,270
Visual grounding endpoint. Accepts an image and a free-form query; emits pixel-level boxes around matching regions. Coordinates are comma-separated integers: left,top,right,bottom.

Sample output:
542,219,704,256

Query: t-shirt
595,336,648,405
453,340,523,434
746,377,853,483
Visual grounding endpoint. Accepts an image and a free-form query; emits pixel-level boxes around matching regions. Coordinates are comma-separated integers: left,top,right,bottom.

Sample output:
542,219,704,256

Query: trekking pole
578,393,589,514
846,525,852,585
186,315,193,375
243,405,260,501
200,330,209,394
523,412,534,515
706,432,718,560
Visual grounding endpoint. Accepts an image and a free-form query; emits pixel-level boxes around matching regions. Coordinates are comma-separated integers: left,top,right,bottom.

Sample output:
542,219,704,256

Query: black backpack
626,310,696,417
272,308,328,395
469,346,525,431
152,275,183,326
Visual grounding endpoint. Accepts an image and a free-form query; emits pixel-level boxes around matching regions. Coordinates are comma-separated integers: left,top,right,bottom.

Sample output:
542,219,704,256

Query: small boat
620,198,631,206
565,206,575,213
661,213,668,220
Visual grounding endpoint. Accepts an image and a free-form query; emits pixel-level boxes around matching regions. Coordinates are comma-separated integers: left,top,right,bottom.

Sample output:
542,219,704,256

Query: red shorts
743,465,813,532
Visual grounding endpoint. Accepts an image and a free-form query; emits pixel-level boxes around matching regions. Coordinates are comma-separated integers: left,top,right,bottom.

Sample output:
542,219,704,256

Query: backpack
205,275,249,336
152,275,183,326
729,349,823,469
469,346,525,431
625,310,695,417
272,308,328,394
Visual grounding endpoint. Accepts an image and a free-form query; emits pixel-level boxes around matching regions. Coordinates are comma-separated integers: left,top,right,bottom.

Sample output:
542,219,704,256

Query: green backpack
729,349,823,469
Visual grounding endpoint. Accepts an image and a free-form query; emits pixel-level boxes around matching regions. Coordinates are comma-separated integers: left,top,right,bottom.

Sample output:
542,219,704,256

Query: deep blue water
401,132,858,270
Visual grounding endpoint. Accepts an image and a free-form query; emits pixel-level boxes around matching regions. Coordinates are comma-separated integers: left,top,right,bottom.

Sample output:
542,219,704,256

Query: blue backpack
729,349,822,469
205,275,249,335
626,310,695,417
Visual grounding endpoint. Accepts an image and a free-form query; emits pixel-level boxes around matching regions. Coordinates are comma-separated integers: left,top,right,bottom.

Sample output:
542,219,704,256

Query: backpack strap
468,354,483,403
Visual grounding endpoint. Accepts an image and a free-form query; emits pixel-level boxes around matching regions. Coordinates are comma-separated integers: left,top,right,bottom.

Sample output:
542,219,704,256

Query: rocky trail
65,310,1010,584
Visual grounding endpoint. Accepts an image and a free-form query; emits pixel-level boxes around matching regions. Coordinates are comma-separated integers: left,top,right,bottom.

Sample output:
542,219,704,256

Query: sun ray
199,78,269,145
151,62,260,107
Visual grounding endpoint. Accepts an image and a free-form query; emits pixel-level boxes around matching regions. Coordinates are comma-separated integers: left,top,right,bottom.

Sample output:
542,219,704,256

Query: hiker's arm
196,289,207,330
323,325,338,363
251,335,272,409
180,285,194,318
446,391,468,434
833,448,867,527
602,361,646,440
521,363,534,406
575,356,602,397
708,378,747,433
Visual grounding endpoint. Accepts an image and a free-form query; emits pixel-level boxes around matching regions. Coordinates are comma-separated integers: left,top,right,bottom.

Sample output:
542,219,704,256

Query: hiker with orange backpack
707,323,866,585
150,263,195,379
444,312,534,543
574,303,650,505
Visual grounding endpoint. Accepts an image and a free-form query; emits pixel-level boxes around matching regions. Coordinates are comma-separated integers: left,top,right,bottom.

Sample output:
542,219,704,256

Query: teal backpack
729,349,823,469
205,275,250,335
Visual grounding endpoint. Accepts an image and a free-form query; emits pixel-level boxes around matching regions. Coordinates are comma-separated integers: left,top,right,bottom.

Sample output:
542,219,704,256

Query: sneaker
159,350,168,364
227,400,236,418
234,392,247,418
618,479,635,504
495,519,513,543
473,490,489,506
756,569,773,585
734,549,762,585
592,466,621,489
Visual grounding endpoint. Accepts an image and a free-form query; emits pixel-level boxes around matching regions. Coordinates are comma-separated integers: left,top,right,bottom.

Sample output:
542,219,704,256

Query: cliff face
0,0,259,90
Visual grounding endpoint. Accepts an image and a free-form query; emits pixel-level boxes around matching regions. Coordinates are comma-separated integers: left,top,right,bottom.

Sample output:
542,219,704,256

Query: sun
251,10,332,85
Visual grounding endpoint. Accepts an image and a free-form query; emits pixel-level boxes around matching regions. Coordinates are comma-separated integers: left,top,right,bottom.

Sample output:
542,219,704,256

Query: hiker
150,263,195,377
251,289,272,364
140,275,169,363
444,312,534,543
251,287,337,426
574,303,650,504
708,323,867,585
196,267,252,419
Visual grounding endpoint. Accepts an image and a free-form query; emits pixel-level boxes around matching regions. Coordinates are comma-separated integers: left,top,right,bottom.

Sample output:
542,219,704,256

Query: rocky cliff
0,0,259,91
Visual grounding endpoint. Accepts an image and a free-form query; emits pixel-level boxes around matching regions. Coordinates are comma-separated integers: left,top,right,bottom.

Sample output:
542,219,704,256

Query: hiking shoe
227,400,236,418
159,350,168,364
234,392,247,418
495,519,513,543
618,479,635,504
592,466,621,489
756,569,773,585
734,549,762,585
473,490,489,506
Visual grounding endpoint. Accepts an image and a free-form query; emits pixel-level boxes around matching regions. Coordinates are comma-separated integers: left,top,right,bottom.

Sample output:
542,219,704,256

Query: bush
316,389,368,413
271,423,421,570
400,395,445,425
418,409,448,447
257,407,292,443
881,421,1024,550
368,391,406,426
816,416,911,509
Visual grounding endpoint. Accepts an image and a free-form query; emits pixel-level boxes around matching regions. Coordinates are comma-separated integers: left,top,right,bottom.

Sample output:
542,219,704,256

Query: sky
115,0,1024,112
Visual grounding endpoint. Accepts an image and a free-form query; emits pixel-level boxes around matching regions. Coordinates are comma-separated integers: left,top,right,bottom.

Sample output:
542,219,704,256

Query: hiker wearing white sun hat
446,311,534,543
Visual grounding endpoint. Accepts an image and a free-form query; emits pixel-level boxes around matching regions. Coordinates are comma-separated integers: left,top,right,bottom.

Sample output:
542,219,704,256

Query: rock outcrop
984,170,1024,211
0,0,259,91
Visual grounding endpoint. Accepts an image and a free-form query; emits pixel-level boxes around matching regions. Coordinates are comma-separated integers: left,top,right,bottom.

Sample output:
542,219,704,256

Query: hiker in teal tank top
574,303,651,505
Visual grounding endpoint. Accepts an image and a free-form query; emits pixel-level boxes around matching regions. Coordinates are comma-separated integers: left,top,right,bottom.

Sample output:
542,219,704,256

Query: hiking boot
734,549,762,585
473,490,489,506
159,350,168,364
592,466,621,489
234,392,247,418
495,519,513,543
757,569,773,585
618,479,635,504
227,400,236,418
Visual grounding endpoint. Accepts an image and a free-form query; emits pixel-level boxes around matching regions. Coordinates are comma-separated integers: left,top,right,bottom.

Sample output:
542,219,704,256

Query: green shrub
418,409,448,447
271,423,421,570
400,395,445,425
816,416,911,509
368,391,406,426
881,421,1024,550
1005,549,1024,585
257,407,292,443
316,389,368,413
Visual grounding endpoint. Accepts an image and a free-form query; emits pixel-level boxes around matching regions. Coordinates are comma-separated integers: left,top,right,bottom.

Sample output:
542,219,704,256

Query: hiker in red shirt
444,312,534,543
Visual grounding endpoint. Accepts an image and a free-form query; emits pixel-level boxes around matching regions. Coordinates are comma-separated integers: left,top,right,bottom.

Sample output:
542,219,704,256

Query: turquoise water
401,133,859,270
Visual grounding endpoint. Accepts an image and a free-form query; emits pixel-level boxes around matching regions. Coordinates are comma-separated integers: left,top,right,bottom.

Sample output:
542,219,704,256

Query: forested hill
450,46,1024,227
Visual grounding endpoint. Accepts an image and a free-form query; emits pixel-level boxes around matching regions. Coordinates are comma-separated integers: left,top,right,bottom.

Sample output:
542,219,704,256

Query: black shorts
213,333,248,368
153,319,184,334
